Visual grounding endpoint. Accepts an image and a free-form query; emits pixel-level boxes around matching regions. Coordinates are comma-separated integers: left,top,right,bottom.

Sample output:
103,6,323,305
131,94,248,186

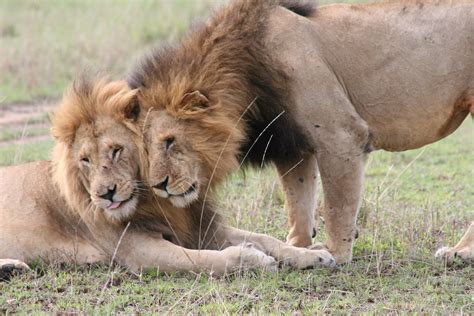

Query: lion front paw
435,246,473,264
224,243,278,273
307,243,352,265
282,247,336,269
0,259,30,281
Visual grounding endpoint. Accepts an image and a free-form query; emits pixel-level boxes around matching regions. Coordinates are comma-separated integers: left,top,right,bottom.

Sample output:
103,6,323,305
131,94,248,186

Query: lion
128,0,474,265
0,78,335,279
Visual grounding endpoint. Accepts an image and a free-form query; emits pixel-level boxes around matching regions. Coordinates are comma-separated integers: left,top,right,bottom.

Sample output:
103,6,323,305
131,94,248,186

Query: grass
0,0,217,103
1,121,472,314
0,0,358,104
0,0,473,314
0,125,50,142
0,139,53,166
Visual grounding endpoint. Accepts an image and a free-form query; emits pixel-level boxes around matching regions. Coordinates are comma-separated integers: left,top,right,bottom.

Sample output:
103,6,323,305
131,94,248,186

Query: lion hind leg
0,259,30,281
436,222,474,264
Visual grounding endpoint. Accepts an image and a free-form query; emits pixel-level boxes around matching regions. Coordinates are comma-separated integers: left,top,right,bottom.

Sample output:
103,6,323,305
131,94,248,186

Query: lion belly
266,3,473,152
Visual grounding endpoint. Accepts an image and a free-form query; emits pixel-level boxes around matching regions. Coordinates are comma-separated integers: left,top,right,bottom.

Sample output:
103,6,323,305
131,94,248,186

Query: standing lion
129,0,473,264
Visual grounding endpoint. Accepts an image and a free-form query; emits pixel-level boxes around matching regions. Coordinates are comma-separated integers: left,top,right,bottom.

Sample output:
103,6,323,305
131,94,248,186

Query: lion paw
435,246,473,264
224,243,278,273
0,259,30,281
282,247,336,269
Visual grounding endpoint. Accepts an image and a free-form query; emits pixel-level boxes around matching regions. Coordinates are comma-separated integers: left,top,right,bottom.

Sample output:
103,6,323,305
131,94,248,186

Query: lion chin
101,196,139,223
152,186,199,209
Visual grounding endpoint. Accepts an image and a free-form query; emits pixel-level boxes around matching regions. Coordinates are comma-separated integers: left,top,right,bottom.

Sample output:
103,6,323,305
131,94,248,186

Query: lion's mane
51,78,220,249
129,0,316,188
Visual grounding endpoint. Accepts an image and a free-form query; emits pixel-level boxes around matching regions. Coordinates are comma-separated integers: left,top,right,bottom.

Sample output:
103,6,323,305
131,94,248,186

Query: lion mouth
152,182,199,207
106,194,135,210
170,182,198,197
182,182,198,196
167,182,199,208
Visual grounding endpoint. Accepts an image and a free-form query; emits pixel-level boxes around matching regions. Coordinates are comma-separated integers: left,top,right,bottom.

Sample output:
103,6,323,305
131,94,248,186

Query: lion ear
123,95,141,121
180,90,210,114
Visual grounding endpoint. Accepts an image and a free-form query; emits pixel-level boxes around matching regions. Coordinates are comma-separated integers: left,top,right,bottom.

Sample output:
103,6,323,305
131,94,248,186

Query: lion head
139,88,245,208
51,78,145,223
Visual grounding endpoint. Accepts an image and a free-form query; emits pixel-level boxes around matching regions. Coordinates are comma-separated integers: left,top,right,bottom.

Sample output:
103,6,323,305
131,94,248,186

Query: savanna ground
0,0,472,313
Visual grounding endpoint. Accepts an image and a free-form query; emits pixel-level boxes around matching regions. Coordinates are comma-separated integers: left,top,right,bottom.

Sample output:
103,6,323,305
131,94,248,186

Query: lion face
138,87,243,208
52,79,144,223
73,117,141,222
145,111,202,208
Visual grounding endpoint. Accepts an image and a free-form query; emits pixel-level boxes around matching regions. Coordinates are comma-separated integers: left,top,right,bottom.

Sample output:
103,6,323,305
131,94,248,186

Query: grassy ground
0,0,473,314
0,0,216,103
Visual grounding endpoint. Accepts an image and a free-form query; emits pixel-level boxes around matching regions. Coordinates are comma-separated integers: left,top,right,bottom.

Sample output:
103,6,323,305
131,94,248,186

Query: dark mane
128,0,315,170
281,0,317,17
128,0,316,89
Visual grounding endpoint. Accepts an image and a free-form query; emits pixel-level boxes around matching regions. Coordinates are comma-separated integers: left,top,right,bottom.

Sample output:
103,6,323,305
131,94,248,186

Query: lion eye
81,157,90,165
112,147,123,162
165,136,175,150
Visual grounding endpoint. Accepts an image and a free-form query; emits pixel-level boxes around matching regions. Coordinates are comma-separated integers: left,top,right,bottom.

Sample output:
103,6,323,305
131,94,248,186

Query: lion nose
153,176,168,191
99,184,116,202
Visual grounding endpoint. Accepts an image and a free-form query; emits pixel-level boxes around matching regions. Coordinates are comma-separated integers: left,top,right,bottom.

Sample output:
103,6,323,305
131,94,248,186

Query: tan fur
131,0,473,264
436,222,474,264
1,77,336,275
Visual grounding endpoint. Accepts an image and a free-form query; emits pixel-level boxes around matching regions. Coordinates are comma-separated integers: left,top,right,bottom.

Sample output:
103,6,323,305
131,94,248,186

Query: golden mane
130,0,314,187
50,78,220,249
51,78,140,145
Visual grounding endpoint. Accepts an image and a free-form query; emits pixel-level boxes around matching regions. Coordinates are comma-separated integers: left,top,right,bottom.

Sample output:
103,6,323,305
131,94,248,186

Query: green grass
0,125,50,142
0,0,217,103
0,139,53,166
1,262,472,314
0,0,473,314
1,120,472,313
0,0,359,103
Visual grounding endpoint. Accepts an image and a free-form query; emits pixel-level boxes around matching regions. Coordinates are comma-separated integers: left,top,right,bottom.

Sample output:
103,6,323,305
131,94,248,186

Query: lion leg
109,232,277,275
303,96,370,265
218,226,335,269
275,155,318,247
0,259,30,281
436,222,474,264
316,146,366,264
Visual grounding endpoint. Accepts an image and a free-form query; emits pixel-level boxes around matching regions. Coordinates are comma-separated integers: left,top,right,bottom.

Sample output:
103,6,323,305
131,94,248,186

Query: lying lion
0,78,335,278
128,0,473,264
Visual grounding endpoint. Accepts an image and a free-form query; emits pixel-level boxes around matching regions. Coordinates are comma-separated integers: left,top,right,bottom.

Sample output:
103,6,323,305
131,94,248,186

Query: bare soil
0,99,56,146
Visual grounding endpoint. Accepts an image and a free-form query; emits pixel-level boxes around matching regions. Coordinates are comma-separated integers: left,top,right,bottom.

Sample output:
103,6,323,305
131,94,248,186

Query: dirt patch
0,99,56,147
